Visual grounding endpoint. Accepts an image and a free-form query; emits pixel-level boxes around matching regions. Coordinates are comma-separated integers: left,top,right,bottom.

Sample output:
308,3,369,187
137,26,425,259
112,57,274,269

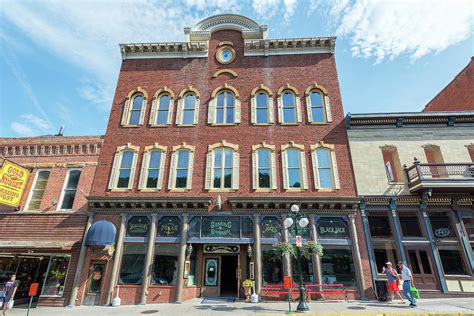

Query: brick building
423,57,474,112
69,14,371,306
0,135,103,306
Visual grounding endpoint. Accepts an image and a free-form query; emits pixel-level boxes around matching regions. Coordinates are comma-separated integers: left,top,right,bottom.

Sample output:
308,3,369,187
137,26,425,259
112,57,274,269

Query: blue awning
85,220,116,246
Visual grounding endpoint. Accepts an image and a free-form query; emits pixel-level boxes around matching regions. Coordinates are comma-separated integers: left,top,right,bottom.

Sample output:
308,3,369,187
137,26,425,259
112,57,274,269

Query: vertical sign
0,160,30,207
295,235,303,247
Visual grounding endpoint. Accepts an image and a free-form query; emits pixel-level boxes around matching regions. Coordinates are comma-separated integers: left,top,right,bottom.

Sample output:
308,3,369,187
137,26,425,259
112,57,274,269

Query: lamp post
283,204,309,312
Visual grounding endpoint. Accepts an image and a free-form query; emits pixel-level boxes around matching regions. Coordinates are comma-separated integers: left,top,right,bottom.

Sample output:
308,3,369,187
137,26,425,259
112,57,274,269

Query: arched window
183,93,197,124
277,85,301,125
129,94,144,125
176,87,200,126
252,143,277,190
138,145,167,190
205,141,239,191
168,143,194,190
150,89,175,126
251,85,274,125
208,85,241,125
281,143,308,190
121,88,148,126
108,145,139,190
311,143,340,190
305,84,332,123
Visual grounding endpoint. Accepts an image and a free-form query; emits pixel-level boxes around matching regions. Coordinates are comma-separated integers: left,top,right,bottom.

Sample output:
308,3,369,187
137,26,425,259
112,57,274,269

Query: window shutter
176,99,183,125
331,150,340,189
300,150,308,189
208,98,216,124
149,98,158,125
306,95,313,123
268,97,275,123
232,151,240,190
277,96,283,123
167,98,174,125
296,96,302,123
205,152,213,190
234,99,241,124
252,150,258,189
138,151,150,190
324,96,332,122
138,98,147,125
312,150,320,190
193,99,200,125
282,150,288,189
271,150,277,190
128,152,138,190
186,151,194,190
168,152,177,189
250,96,256,124
121,99,130,126
157,151,166,190
108,152,120,189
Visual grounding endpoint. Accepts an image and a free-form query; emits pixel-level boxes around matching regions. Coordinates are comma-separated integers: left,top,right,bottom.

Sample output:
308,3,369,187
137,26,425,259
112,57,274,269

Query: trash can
375,280,388,302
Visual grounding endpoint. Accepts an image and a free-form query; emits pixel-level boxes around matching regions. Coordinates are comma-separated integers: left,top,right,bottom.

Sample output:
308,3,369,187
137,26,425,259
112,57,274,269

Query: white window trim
40,254,71,298
208,85,241,126
138,145,167,191
24,169,51,211
252,143,277,191
311,143,340,191
168,143,194,191
149,91,175,127
121,89,148,127
57,168,82,211
108,145,139,191
251,90,274,125
277,89,302,125
281,143,308,191
385,161,396,183
176,88,200,126
205,141,239,191
306,90,329,124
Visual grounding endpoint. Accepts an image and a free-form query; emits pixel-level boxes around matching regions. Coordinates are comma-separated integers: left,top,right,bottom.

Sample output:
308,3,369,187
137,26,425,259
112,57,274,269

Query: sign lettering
0,160,30,207
317,217,348,239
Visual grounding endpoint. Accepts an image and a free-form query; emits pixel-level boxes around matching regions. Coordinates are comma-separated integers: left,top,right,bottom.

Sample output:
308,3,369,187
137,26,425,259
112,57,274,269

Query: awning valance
85,220,116,246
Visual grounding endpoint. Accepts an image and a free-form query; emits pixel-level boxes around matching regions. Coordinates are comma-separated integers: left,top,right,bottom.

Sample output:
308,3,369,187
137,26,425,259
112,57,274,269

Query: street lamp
284,204,309,312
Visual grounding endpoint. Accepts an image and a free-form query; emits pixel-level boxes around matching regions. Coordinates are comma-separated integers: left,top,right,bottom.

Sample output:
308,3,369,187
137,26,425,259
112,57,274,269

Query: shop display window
119,244,146,285
429,212,455,239
321,247,356,288
42,255,70,296
399,213,423,237
373,242,398,271
262,245,282,284
291,256,313,283
187,248,197,286
438,247,468,275
152,244,179,285
261,216,281,239
368,214,392,237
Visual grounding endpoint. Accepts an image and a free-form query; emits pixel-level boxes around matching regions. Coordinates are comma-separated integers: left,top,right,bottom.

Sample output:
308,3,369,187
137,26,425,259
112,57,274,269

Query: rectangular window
291,256,313,283
381,147,402,182
182,94,196,124
117,151,134,188
146,151,162,188
321,247,356,288
213,148,233,189
175,150,190,188
460,211,474,241
59,169,81,210
152,244,179,285
429,212,455,238
119,244,146,285
385,161,395,183
41,255,70,296
258,149,271,188
316,148,334,189
282,92,296,123
439,247,467,275
27,170,50,210
262,245,282,284
399,213,423,237
256,92,269,124
368,214,393,237
373,242,397,271
287,149,301,188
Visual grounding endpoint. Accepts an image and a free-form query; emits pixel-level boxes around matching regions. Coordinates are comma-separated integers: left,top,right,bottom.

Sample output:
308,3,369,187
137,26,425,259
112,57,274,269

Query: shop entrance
220,255,238,297
83,262,106,306
405,246,438,290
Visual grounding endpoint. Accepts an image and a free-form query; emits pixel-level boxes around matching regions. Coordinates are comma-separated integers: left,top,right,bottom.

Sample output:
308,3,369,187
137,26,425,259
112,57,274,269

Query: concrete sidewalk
6,297,474,316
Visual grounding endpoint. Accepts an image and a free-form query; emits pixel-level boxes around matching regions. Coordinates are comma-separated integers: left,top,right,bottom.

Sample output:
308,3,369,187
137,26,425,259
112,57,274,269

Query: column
348,213,366,298
389,198,407,264
67,213,94,307
360,200,377,288
309,215,322,285
451,204,474,271
420,192,448,293
253,214,262,295
106,213,127,305
175,213,189,303
281,214,292,277
140,214,158,305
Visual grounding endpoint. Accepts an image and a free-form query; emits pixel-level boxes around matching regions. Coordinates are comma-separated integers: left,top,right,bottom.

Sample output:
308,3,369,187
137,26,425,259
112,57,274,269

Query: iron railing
405,162,474,189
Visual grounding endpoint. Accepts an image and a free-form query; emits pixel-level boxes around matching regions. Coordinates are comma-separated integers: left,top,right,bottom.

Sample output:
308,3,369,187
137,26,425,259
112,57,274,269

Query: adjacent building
0,135,103,306
68,14,372,306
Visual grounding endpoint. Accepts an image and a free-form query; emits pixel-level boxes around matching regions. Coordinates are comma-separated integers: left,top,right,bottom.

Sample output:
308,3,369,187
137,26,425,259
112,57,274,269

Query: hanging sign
204,244,240,253
0,159,30,207
434,227,450,238
283,276,292,289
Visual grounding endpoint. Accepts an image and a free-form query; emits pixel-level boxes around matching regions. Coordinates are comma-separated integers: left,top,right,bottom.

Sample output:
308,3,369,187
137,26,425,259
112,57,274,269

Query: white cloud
331,0,473,63
252,0,280,19
283,0,297,21
10,114,52,136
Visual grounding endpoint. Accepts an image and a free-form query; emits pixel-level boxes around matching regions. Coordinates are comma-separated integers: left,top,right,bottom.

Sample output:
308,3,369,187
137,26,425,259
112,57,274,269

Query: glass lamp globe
299,217,309,228
290,204,300,213
283,217,294,228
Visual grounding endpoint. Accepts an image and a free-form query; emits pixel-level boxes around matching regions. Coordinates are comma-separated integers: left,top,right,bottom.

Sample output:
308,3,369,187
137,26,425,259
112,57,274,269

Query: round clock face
217,47,235,64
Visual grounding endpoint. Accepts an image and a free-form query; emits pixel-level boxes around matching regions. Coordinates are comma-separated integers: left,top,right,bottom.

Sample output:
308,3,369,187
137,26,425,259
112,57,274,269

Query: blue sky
0,0,472,137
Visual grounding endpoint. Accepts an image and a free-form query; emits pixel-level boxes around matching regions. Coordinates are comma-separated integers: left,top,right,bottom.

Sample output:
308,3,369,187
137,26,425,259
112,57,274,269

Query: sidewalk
6,297,474,316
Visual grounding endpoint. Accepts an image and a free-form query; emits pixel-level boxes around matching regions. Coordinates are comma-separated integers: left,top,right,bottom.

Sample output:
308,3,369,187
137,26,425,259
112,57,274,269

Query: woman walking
1,274,19,316
382,262,404,304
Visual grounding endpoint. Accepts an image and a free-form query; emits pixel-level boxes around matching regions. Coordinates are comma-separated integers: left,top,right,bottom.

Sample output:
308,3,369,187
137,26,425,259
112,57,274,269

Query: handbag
8,299,14,309
410,287,420,300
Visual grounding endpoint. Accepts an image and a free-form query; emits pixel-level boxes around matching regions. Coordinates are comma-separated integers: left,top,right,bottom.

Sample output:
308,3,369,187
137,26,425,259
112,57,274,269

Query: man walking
397,261,417,307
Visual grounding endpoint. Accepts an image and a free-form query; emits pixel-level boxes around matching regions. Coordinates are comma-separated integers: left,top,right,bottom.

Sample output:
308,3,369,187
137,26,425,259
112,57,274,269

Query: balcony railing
405,161,474,192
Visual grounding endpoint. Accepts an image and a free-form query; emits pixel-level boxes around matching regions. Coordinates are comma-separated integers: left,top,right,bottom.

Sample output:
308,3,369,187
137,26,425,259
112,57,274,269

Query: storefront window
261,216,281,239
399,213,423,237
119,244,146,285
126,216,150,237
152,244,179,285
460,211,474,241
429,212,455,239
439,247,468,275
317,217,349,239
0,256,17,284
187,248,197,286
157,216,180,237
368,214,392,237
291,256,313,283
42,255,70,296
321,247,356,288
241,216,253,238
262,245,282,284
188,216,201,238
373,242,398,271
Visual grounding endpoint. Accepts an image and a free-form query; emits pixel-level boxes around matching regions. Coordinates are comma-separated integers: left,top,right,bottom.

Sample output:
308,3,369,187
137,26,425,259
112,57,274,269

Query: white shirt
401,266,412,281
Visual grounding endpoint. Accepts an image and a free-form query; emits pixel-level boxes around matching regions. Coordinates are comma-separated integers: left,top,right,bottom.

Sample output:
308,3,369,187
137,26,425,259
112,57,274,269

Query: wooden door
405,247,438,290
83,262,106,305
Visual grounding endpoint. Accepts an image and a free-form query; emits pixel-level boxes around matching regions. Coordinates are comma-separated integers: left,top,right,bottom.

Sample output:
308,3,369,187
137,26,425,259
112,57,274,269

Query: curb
286,313,474,316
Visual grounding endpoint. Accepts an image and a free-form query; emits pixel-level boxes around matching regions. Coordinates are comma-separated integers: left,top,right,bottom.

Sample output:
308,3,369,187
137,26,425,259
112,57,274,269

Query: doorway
405,247,438,290
220,255,238,297
83,262,106,306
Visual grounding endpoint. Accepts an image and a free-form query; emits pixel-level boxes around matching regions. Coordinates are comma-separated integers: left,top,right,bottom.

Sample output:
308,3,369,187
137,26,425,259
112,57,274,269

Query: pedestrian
382,262,404,304
397,261,417,307
1,274,19,316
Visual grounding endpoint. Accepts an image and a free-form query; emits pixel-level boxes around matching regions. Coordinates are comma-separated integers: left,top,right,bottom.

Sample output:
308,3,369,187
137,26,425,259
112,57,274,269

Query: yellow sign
0,160,30,207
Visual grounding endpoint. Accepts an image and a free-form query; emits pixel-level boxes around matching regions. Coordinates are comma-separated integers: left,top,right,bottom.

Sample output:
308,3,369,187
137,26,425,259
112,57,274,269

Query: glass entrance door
405,247,438,290
83,262,105,306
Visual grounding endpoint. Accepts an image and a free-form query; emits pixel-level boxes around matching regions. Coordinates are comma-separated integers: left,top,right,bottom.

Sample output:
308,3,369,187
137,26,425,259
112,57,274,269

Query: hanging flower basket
302,241,323,259
272,242,296,258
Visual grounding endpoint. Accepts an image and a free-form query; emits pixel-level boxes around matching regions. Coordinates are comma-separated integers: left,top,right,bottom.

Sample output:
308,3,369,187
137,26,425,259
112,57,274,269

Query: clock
216,45,235,64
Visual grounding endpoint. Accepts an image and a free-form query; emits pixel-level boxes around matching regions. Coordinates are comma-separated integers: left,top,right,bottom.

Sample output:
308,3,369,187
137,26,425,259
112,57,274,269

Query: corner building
75,14,371,306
